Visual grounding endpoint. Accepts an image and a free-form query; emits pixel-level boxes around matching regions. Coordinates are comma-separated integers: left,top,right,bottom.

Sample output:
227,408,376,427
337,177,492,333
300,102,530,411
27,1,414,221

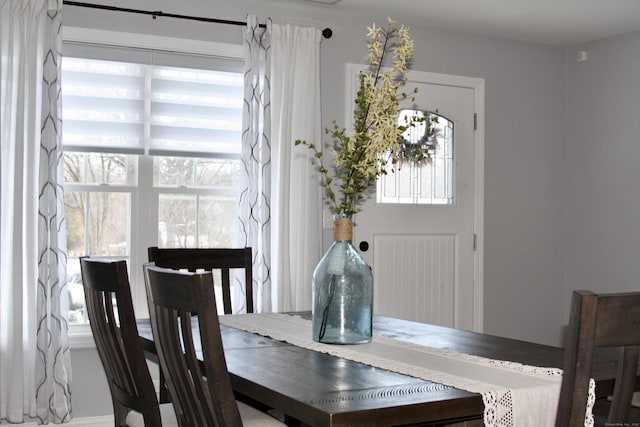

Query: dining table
137,312,618,427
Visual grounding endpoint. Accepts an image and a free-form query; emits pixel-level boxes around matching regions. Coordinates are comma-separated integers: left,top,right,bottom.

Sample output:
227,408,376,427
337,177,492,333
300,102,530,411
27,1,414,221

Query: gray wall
61,0,639,418
566,32,640,306
69,349,112,417
69,347,160,417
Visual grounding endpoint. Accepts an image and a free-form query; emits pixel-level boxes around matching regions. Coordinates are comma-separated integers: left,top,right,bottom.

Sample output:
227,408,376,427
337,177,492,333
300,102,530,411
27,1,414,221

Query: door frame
345,64,485,332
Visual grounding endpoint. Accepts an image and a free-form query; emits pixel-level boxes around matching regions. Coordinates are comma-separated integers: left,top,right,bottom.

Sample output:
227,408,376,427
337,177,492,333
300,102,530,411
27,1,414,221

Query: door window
377,109,453,205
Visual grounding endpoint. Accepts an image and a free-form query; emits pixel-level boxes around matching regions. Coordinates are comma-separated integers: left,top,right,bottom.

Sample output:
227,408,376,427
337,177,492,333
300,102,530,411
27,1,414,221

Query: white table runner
219,313,594,427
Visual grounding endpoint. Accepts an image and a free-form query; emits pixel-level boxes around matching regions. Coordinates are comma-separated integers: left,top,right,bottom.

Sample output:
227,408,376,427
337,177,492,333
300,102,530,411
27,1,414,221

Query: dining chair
143,264,285,427
555,289,640,426
79,257,178,427
147,246,253,314
147,247,254,404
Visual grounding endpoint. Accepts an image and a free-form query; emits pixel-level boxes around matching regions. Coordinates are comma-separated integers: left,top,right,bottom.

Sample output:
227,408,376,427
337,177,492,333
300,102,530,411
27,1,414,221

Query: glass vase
312,214,373,344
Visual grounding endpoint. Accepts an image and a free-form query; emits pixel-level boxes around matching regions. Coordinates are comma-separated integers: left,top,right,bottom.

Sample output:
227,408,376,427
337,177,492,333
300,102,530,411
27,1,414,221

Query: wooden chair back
80,257,162,426
556,289,640,426
147,246,253,314
143,264,243,427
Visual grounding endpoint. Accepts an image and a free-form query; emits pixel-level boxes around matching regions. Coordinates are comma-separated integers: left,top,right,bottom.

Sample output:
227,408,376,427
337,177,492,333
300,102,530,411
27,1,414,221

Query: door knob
359,241,369,252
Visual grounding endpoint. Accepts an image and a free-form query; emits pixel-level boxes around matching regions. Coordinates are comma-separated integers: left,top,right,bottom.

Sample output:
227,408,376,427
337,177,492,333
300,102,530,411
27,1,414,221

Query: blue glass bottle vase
312,214,373,344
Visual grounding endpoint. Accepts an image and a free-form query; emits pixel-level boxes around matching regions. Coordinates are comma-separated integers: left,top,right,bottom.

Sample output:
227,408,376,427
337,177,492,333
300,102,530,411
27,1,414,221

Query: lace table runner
219,313,594,427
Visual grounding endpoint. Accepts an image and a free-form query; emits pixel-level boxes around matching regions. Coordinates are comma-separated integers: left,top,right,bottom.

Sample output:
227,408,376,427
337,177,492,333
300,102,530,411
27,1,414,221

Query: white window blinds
62,42,243,158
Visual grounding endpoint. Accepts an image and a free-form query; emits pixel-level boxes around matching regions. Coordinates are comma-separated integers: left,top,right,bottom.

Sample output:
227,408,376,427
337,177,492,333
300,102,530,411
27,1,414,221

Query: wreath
395,110,440,168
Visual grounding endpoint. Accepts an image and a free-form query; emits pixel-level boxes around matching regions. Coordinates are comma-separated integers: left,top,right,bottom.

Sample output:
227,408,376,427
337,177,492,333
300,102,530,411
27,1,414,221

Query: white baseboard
70,415,113,426
17,415,113,427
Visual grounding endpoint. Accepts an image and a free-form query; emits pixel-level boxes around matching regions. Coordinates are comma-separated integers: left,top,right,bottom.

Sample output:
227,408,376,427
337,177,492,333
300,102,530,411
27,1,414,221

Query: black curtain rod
62,1,333,38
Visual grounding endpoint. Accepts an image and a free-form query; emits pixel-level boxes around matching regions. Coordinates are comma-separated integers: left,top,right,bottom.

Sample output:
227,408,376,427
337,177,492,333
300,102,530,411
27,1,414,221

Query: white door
346,65,484,332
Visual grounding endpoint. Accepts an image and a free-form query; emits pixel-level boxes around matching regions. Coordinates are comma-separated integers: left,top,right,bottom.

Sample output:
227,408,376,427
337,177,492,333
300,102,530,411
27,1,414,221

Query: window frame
63,27,243,348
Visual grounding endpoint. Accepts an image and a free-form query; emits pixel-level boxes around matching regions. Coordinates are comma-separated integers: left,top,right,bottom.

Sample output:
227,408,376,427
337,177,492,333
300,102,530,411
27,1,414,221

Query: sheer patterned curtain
0,0,72,423
239,16,273,312
239,16,323,312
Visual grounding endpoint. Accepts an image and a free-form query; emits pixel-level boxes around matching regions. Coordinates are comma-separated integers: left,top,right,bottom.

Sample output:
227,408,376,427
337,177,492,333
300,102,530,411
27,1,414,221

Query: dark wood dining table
137,313,618,427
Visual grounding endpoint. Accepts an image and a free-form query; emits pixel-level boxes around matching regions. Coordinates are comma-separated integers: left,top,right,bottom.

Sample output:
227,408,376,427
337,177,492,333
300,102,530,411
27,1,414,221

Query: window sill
68,324,96,349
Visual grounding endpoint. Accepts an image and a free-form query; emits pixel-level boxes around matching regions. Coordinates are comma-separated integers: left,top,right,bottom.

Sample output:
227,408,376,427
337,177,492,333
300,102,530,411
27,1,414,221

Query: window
377,109,454,205
62,35,243,327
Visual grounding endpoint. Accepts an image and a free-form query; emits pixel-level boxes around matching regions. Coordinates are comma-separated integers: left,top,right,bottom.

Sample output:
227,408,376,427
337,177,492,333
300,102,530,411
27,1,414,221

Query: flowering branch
296,18,431,215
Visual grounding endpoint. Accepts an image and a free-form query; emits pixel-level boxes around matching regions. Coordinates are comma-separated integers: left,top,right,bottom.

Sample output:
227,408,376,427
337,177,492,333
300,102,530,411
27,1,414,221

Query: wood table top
138,313,617,427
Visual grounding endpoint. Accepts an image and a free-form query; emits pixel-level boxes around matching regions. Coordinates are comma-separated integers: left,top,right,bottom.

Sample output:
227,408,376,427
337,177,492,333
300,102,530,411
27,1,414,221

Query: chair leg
112,400,129,427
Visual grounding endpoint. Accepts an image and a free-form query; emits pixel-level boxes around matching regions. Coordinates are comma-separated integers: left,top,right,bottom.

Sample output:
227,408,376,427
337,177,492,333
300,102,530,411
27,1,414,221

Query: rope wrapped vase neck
333,218,353,241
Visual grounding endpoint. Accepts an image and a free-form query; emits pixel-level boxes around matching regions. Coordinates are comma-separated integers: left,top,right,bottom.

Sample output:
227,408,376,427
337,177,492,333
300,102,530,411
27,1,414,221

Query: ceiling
307,0,640,46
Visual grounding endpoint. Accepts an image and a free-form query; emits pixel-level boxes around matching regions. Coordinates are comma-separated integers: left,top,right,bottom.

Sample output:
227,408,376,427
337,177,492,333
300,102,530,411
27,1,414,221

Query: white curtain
239,16,323,312
271,25,323,311
0,0,72,423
